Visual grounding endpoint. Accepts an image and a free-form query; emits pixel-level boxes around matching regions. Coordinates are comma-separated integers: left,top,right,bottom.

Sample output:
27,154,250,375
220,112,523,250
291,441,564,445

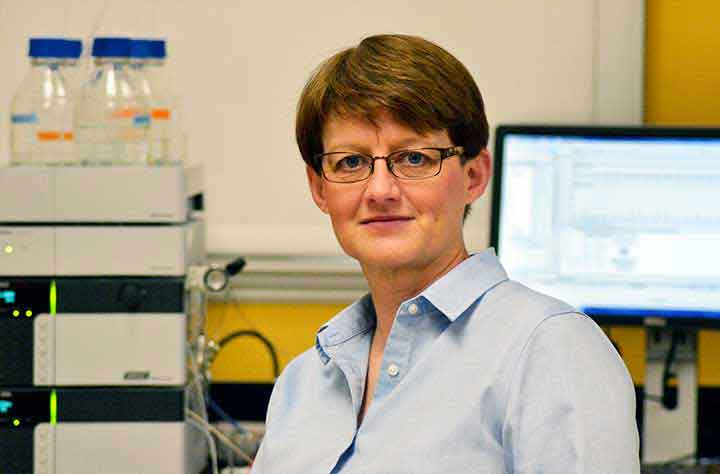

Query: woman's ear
464,149,493,205
306,164,329,214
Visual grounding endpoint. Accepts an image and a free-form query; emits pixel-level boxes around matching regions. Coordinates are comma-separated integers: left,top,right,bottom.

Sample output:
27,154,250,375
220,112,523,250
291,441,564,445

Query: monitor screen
491,126,720,327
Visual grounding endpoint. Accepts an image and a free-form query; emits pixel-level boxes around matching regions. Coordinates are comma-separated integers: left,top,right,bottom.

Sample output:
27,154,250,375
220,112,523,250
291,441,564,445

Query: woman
251,34,639,473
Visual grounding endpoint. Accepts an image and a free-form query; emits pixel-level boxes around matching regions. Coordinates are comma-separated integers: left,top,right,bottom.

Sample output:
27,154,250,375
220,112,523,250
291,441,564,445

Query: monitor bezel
490,124,720,329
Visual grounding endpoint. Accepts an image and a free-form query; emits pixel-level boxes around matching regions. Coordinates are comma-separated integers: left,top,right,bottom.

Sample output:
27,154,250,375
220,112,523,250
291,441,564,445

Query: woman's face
307,112,491,272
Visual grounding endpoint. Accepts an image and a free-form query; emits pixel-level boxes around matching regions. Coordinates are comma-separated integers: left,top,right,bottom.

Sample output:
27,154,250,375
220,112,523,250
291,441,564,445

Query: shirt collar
314,248,508,363
420,248,508,321
315,293,376,364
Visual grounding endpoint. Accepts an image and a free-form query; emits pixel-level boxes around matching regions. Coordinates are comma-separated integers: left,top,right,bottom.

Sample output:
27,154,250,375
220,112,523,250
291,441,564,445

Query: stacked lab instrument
0,165,207,474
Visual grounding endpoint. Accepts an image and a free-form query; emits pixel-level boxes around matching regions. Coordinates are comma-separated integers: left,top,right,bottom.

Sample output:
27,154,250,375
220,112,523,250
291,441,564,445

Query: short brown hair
296,34,489,170
296,34,489,220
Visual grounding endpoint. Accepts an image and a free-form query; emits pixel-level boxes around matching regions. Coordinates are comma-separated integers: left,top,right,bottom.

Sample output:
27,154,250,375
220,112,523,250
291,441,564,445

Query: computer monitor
491,125,720,327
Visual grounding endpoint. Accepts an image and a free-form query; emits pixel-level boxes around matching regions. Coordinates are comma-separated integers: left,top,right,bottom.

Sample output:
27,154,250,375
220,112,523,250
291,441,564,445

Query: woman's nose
364,158,400,202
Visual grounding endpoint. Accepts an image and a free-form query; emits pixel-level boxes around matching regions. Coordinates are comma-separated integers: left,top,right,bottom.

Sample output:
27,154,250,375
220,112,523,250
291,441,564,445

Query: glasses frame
315,146,466,183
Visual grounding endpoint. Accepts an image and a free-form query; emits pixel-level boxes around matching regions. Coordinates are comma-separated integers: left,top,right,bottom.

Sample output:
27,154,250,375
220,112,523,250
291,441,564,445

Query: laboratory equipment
0,387,190,474
0,166,204,387
0,277,187,387
492,125,720,464
10,38,82,166
74,37,149,165
0,165,209,472
0,165,202,222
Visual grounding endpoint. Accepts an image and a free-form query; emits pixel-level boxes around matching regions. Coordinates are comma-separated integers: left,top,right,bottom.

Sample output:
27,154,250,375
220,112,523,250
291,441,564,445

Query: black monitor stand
643,326,698,465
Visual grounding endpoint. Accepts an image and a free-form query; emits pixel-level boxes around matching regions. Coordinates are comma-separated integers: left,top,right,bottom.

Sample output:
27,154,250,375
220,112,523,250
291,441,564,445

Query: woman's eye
338,155,364,169
403,152,428,166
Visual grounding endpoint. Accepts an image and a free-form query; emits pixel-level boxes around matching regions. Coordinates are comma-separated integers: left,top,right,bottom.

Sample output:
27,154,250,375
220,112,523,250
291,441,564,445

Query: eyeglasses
315,146,466,183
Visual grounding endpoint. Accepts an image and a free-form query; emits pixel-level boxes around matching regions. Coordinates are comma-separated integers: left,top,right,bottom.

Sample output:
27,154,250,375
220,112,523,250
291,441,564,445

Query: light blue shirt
252,250,640,473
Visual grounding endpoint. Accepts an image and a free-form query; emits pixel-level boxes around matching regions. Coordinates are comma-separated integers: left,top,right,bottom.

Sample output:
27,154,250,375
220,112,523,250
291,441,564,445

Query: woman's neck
362,247,469,343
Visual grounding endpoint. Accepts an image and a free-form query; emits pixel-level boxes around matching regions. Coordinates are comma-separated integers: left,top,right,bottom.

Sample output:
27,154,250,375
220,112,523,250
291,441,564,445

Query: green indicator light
3,245,13,254
50,281,57,316
50,390,57,425
12,310,20,317
25,310,32,317
12,419,20,427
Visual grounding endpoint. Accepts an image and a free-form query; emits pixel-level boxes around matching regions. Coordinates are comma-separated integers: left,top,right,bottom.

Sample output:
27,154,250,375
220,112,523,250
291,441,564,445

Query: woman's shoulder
461,278,617,374
488,279,578,320
274,346,320,388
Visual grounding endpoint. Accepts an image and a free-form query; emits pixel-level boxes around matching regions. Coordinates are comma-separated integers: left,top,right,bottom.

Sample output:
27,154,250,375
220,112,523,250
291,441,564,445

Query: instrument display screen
0,279,51,318
0,390,50,426
0,290,15,304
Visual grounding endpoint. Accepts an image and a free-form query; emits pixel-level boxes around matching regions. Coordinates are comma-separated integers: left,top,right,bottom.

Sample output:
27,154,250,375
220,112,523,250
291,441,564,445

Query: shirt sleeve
249,357,285,474
502,313,640,474
250,364,290,474
249,349,312,474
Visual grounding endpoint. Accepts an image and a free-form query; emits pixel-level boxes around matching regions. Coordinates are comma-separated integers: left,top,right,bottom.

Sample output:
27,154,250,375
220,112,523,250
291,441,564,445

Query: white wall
0,0,643,257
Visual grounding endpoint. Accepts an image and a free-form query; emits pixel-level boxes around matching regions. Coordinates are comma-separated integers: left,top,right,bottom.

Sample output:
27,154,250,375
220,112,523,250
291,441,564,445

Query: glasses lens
322,153,372,182
389,149,442,179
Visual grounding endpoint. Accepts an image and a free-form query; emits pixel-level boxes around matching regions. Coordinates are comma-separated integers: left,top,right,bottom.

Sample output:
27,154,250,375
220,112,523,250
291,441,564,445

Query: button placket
379,302,419,388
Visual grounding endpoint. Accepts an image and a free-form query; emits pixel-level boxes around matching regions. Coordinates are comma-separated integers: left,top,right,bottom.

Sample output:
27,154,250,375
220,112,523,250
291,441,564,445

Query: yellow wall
208,0,720,387
645,0,720,125
643,0,720,386
208,302,345,383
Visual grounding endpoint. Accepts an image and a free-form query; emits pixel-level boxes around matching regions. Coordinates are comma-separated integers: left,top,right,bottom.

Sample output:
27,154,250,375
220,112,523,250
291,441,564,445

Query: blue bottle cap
130,39,166,59
29,38,83,59
92,37,132,57
64,39,82,58
147,39,166,59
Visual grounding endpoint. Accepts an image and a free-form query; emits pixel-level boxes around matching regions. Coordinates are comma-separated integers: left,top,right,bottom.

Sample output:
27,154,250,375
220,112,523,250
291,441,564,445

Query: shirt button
408,303,419,315
387,364,400,377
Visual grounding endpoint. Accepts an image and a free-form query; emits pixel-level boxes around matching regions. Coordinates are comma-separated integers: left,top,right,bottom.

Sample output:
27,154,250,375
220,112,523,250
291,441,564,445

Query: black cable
660,330,682,410
643,330,682,407
217,330,280,379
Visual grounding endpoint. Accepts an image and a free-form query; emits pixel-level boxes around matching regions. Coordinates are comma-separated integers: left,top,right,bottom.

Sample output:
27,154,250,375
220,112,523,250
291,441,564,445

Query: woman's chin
350,246,428,271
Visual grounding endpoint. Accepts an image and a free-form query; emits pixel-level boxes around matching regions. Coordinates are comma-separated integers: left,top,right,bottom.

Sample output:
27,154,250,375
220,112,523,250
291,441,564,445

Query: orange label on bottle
112,108,142,118
37,131,62,141
151,108,171,120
